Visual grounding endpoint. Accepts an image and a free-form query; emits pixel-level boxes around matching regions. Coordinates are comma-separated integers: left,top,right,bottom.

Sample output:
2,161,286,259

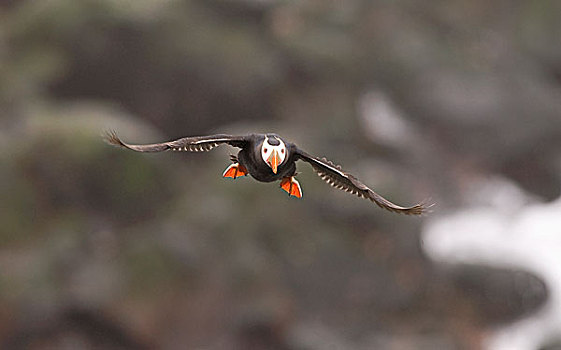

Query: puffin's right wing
295,149,429,215
104,130,248,153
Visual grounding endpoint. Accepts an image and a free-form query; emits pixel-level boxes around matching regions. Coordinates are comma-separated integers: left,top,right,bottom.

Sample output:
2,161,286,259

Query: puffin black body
104,131,429,215
237,134,297,182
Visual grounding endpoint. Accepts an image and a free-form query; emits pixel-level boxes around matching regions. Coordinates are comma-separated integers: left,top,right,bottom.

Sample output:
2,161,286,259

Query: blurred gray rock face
446,264,547,326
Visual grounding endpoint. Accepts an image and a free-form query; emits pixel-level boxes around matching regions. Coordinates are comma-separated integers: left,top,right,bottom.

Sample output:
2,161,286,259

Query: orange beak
267,150,281,174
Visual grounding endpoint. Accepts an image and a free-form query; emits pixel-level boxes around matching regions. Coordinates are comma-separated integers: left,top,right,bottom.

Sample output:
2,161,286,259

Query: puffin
104,131,428,215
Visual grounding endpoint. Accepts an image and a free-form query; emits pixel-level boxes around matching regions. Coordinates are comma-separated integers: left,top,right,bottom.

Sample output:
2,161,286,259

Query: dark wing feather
296,149,429,215
103,130,247,153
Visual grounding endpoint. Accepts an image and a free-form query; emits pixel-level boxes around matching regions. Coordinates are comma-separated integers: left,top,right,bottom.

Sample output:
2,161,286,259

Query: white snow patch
422,177,561,350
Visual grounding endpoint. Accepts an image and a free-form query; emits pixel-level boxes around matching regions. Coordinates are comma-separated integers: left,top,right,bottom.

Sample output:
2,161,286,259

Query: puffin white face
261,136,286,174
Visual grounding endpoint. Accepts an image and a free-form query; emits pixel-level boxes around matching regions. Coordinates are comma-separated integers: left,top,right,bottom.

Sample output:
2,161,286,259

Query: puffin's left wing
104,131,248,152
295,149,429,215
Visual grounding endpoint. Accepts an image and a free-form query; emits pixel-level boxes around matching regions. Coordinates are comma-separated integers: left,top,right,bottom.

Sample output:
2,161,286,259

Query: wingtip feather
399,200,435,216
102,130,125,148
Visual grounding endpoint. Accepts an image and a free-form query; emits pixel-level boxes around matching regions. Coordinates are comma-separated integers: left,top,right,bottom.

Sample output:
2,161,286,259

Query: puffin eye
281,149,285,154
263,148,268,153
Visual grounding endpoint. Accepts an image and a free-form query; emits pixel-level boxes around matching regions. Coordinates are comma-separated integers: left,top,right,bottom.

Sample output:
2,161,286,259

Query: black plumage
104,131,429,215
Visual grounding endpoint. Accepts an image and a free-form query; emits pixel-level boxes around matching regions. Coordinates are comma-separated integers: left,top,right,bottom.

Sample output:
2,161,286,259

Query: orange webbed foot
280,177,303,198
222,163,248,179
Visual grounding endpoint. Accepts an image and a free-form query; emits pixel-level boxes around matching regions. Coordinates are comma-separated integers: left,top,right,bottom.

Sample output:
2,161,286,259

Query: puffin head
261,136,286,174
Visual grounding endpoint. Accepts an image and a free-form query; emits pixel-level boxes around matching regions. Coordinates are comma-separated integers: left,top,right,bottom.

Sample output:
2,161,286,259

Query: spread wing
296,149,430,215
103,130,248,152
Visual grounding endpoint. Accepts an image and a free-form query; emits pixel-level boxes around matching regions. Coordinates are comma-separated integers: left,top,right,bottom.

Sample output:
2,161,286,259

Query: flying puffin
104,131,428,215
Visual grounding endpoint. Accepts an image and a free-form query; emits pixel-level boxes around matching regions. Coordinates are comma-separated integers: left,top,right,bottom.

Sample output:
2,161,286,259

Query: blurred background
1,0,560,349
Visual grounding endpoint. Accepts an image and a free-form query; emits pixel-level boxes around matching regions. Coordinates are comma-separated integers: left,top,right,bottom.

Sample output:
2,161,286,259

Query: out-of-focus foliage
1,0,560,349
